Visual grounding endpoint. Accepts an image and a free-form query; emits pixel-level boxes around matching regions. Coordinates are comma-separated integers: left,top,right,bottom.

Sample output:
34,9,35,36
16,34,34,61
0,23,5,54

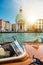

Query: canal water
0,33,43,43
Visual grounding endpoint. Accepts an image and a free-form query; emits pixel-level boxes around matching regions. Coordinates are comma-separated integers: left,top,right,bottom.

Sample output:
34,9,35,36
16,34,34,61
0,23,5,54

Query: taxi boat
0,37,29,65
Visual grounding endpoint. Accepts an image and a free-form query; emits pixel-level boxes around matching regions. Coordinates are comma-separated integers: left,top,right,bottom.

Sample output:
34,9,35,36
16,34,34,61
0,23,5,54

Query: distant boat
33,39,40,43
40,37,43,42
33,37,43,43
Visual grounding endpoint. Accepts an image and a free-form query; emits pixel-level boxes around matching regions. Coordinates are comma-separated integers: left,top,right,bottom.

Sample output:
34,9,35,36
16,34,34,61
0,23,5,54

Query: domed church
16,8,26,32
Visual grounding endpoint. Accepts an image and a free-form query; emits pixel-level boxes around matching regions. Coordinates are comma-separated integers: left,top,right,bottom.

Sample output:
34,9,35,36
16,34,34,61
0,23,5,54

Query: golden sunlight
23,8,37,24
27,15,37,24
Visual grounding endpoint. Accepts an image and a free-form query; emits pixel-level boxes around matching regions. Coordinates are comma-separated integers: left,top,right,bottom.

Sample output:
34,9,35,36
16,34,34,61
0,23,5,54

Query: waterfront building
27,24,32,32
0,19,6,31
5,21,12,32
12,24,16,31
15,8,27,32
5,21,10,31
35,19,43,32
10,24,12,31
0,19,12,32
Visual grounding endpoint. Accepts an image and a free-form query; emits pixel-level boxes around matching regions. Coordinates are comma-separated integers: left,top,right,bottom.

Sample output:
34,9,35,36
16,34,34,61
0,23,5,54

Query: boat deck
24,42,43,61
1,42,43,65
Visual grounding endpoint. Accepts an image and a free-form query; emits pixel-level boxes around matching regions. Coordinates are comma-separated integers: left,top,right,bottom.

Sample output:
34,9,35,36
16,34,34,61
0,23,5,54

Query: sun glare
25,15,37,25
29,16,36,23
24,13,37,24
23,9,37,24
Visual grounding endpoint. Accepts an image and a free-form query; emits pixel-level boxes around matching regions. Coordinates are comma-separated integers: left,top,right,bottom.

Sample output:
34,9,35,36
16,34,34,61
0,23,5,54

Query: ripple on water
0,33,43,43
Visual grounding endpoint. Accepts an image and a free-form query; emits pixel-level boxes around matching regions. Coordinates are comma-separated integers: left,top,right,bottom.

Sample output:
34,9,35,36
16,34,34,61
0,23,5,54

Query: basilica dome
16,8,25,22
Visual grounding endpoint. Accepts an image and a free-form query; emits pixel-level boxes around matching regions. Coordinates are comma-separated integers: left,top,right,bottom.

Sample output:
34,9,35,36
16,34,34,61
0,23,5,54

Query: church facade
15,8,27,32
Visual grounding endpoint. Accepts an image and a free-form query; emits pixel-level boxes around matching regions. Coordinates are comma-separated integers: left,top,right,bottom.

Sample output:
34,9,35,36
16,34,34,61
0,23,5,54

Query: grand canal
0,33,43,43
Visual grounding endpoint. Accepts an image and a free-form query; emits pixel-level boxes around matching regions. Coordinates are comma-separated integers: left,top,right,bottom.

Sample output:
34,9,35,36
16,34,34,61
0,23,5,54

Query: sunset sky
0,0,43,23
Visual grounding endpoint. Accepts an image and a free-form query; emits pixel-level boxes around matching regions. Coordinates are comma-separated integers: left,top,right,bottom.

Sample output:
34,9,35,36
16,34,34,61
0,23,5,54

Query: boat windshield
0,39,24,59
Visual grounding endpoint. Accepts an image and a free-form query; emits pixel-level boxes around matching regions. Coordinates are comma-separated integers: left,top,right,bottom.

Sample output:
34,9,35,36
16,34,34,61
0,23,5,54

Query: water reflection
0,33,43,43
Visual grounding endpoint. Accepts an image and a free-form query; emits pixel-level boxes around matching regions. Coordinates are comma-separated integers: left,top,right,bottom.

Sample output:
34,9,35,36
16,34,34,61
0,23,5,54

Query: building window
20,25,22,30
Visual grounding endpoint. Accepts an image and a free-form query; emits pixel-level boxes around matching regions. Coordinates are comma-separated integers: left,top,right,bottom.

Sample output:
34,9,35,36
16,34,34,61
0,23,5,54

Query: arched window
20,25,22,30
